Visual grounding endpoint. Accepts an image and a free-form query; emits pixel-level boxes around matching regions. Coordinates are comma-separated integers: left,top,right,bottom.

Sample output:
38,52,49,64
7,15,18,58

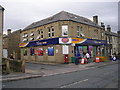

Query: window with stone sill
94,30,98,39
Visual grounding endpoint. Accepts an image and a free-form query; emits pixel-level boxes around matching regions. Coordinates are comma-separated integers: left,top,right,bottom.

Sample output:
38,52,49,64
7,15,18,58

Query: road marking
60,79,88,88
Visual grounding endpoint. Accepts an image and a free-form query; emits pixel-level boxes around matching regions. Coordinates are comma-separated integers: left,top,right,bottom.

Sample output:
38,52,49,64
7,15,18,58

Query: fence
2,58,25,74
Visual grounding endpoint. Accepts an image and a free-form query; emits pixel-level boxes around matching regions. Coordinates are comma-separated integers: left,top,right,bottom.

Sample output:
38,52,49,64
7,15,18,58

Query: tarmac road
2,63,118,88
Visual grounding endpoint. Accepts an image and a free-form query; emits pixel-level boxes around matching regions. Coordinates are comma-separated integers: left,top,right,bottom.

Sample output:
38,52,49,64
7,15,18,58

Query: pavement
1,60,118,82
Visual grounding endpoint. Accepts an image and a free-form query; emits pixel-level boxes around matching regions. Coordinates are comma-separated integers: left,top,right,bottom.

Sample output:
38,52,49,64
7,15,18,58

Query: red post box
64,54,69,64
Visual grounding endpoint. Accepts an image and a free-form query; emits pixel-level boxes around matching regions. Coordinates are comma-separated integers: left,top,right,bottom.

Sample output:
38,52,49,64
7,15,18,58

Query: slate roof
23,11,101,31
105,31,118,37
0,5,4,10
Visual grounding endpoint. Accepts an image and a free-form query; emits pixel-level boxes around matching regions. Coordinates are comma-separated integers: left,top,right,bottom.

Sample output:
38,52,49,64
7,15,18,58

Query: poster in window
62,45,69,54
48,47,54,56
30,48,35,56
23,48,27,56
62,25,68,36
37,47,44,56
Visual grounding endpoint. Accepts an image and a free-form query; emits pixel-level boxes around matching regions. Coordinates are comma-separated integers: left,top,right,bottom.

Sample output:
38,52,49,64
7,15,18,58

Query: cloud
1,1,118,33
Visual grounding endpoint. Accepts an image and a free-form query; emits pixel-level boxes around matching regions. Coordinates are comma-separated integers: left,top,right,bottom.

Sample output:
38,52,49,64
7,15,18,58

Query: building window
23,38,28,42
94,30,98,39
62,25,68,36
41,30,43,34
101,32,104,40
30,37,34,41
77,26,83,37
38,30,41,34
23,33,28,38
48,27,51,38
51,27,54,37
30,31,34,36
41,35,43,38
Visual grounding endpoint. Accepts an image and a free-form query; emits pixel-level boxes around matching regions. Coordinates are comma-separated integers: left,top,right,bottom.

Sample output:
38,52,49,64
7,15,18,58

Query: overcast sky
1,0,119,34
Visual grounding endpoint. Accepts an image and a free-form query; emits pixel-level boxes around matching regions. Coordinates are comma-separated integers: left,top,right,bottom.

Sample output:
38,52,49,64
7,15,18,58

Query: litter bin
71,57,75,63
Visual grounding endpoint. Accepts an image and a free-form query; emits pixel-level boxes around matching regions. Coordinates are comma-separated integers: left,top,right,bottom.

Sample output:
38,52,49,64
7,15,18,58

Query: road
3,63,118,88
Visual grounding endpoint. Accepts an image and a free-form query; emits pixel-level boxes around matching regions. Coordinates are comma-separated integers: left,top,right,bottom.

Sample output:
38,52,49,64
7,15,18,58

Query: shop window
62,25,68,36
37,47,44,56
48,47,54,56
30,48,35,56
23,48,27,56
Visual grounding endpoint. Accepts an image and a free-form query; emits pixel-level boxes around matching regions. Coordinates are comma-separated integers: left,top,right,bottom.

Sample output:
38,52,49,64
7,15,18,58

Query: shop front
72,38,107,59
19,37,106,63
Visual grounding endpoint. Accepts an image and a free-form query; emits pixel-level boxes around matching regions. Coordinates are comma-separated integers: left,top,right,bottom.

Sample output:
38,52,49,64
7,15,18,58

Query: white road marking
60,79,88,88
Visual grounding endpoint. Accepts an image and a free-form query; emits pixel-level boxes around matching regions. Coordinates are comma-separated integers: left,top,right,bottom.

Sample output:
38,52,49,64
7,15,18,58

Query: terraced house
19,11,107,63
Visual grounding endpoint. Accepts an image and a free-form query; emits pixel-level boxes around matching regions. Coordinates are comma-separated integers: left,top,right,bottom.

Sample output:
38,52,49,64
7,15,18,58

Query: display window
23,48,27,56
30,48,35,56
48,47,54,56
37,47,44,56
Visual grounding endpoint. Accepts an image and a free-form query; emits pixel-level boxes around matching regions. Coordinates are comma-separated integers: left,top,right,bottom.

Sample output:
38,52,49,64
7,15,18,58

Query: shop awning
19,38,59,47
19,37,107,48
72,38,107,45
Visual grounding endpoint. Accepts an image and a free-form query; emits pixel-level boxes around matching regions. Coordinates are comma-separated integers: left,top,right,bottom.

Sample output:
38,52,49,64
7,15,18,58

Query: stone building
20,11,107,63
3,29,21,59
0,5,4,61
105,25,119,56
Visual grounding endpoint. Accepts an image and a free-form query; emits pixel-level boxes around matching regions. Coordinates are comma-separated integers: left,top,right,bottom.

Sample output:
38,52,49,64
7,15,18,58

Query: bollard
5,59,10,74
21,60,25,73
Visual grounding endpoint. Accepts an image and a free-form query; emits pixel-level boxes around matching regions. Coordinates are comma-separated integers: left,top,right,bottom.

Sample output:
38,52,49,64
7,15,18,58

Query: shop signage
59,38,72,44
72,38,87,44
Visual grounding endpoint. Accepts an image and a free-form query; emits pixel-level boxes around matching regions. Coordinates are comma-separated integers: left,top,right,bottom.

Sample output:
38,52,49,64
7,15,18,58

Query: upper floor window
48,27,51,38
30,31,34,36
62,25,68,36
94,30,98,39
38,30,41,34
77,26,83,37
37,29,43,39
51,27,54,37
23,38,28,42
101,32,104,40
23,33,28,38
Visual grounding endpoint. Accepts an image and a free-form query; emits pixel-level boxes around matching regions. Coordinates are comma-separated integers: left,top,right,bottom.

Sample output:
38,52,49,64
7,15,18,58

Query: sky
0,0,119,34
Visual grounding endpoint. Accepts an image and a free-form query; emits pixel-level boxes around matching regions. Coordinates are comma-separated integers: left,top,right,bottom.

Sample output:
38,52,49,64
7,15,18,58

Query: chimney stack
93,16,98,24
107,25,111,32
101,22,105,30
7,29,11,35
